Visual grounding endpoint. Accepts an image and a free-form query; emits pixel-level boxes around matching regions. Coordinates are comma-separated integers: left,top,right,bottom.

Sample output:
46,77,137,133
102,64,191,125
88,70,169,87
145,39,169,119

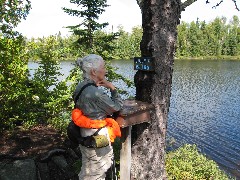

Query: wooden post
116,100,153,180
120,126,132,180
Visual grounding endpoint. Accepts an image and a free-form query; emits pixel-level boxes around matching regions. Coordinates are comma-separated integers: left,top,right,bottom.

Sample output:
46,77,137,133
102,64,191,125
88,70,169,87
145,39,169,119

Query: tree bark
131,0,181,179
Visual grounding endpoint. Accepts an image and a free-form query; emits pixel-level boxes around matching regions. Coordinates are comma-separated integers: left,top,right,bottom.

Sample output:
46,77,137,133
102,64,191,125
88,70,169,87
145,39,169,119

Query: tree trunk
131,0,181,179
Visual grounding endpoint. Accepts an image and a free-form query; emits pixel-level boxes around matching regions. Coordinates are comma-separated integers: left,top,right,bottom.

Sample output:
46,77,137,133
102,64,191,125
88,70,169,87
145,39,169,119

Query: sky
15,0,240,39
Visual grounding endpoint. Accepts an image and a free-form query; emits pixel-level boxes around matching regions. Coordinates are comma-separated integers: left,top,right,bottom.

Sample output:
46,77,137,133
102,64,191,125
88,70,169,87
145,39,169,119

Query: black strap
93,127,103,136
73,82,103,135
74,83,97,108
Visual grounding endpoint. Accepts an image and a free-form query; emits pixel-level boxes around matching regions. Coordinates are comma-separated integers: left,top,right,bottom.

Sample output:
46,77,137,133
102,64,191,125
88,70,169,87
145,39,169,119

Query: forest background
27,16,240,61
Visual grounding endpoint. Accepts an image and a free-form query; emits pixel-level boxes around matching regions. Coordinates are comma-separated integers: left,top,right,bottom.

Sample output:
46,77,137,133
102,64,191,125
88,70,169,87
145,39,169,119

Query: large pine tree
62,0,109,49
62,0,133,96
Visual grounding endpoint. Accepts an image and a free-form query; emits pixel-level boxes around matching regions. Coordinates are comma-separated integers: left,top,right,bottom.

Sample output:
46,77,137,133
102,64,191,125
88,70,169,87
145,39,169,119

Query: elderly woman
73,54,123,180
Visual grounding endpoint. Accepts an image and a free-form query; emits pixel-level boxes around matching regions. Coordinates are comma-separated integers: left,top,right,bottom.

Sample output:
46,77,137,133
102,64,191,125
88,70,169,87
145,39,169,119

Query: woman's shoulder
74,80,96,97
75,79,96,90
75,79,109,99
86,85,104,97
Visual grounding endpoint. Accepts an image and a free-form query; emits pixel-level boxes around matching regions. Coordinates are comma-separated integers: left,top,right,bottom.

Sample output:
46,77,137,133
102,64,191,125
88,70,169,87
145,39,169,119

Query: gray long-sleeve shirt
73,78,123,137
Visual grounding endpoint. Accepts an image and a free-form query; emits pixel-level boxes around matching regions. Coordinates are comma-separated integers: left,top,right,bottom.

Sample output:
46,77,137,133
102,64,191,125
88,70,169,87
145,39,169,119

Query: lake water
29,59,240,178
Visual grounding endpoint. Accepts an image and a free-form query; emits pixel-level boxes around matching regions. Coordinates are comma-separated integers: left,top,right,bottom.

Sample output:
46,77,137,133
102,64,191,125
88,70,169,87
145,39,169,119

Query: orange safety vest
72,108,121,142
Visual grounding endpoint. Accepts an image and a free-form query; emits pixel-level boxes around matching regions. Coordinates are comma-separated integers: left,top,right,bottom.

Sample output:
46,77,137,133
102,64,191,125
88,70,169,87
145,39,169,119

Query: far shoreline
175,55,240,61
29,55,240,62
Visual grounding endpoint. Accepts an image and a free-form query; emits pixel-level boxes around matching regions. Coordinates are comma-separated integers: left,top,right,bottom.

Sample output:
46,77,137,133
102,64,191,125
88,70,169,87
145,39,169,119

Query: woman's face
94,61,107,81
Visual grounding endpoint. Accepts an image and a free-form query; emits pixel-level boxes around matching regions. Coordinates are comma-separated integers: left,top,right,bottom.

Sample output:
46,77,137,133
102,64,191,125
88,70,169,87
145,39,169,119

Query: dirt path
0,125,66,159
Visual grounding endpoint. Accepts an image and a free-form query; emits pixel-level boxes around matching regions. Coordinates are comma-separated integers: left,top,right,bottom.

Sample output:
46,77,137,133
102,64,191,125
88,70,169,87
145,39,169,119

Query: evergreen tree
114,26,131,59
212,17,225,56
189,21,200,57
129,26,142,58
63,0,133,94
176,21,189,57
62,0,109,50
227,16,240,56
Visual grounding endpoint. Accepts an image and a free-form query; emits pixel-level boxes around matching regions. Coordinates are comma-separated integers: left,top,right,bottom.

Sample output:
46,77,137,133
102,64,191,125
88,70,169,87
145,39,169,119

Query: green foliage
2,0,239,136
113,25,142,59
72,159,82,174
176,16,240,58
62,0,134,100
0,35,34,130
63,0,109,49
62,0,122,60
19,0,135,132
72,142,233,180
166,144,233,180
176,21,189,57
0,0,31,36
1,4,238,179
112,138,121,179
91,30,120,60
47,112,70,134
26,16,240,62
30,36,71,127
27,34,83,62
112,138,121,165
0,0,34,131
0,34,73,132
105,61,134,94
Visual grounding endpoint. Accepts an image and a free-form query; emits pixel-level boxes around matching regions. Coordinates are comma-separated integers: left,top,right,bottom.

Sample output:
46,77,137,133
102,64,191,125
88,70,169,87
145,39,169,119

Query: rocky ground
0,125,80,180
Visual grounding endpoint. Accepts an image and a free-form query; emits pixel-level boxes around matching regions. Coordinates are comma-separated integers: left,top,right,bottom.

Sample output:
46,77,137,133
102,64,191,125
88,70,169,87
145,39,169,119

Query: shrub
0,35,35,130
31,36,71,126
166,144,233,180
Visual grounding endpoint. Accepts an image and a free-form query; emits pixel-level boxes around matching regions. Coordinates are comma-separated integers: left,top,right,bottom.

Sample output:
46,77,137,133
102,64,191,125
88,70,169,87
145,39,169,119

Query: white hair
76,54,104,79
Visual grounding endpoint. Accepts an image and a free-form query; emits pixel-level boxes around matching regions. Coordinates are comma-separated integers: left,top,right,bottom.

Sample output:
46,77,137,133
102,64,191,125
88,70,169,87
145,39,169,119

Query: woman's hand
97,79,115,91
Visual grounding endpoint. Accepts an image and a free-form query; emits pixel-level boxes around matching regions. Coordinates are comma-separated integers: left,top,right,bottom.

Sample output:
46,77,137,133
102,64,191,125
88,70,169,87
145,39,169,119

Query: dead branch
212,0,223,9
181,0,198,12
232,0,240,11
211,0,239,11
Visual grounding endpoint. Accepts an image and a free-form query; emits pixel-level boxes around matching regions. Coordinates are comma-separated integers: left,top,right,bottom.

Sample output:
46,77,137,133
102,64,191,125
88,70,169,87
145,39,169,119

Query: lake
29,59,240,178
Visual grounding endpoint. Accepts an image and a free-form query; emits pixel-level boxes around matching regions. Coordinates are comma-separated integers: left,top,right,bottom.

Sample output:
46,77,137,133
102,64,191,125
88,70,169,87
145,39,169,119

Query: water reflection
110,60,136,99
168,60,240,178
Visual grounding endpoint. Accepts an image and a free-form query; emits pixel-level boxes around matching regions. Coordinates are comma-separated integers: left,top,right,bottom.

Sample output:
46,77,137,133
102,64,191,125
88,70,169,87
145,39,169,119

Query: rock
0,159,37,180
36,162,50,180
52,155,68,170
0,148,80,180
40,149,66,162
66,148,78,159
